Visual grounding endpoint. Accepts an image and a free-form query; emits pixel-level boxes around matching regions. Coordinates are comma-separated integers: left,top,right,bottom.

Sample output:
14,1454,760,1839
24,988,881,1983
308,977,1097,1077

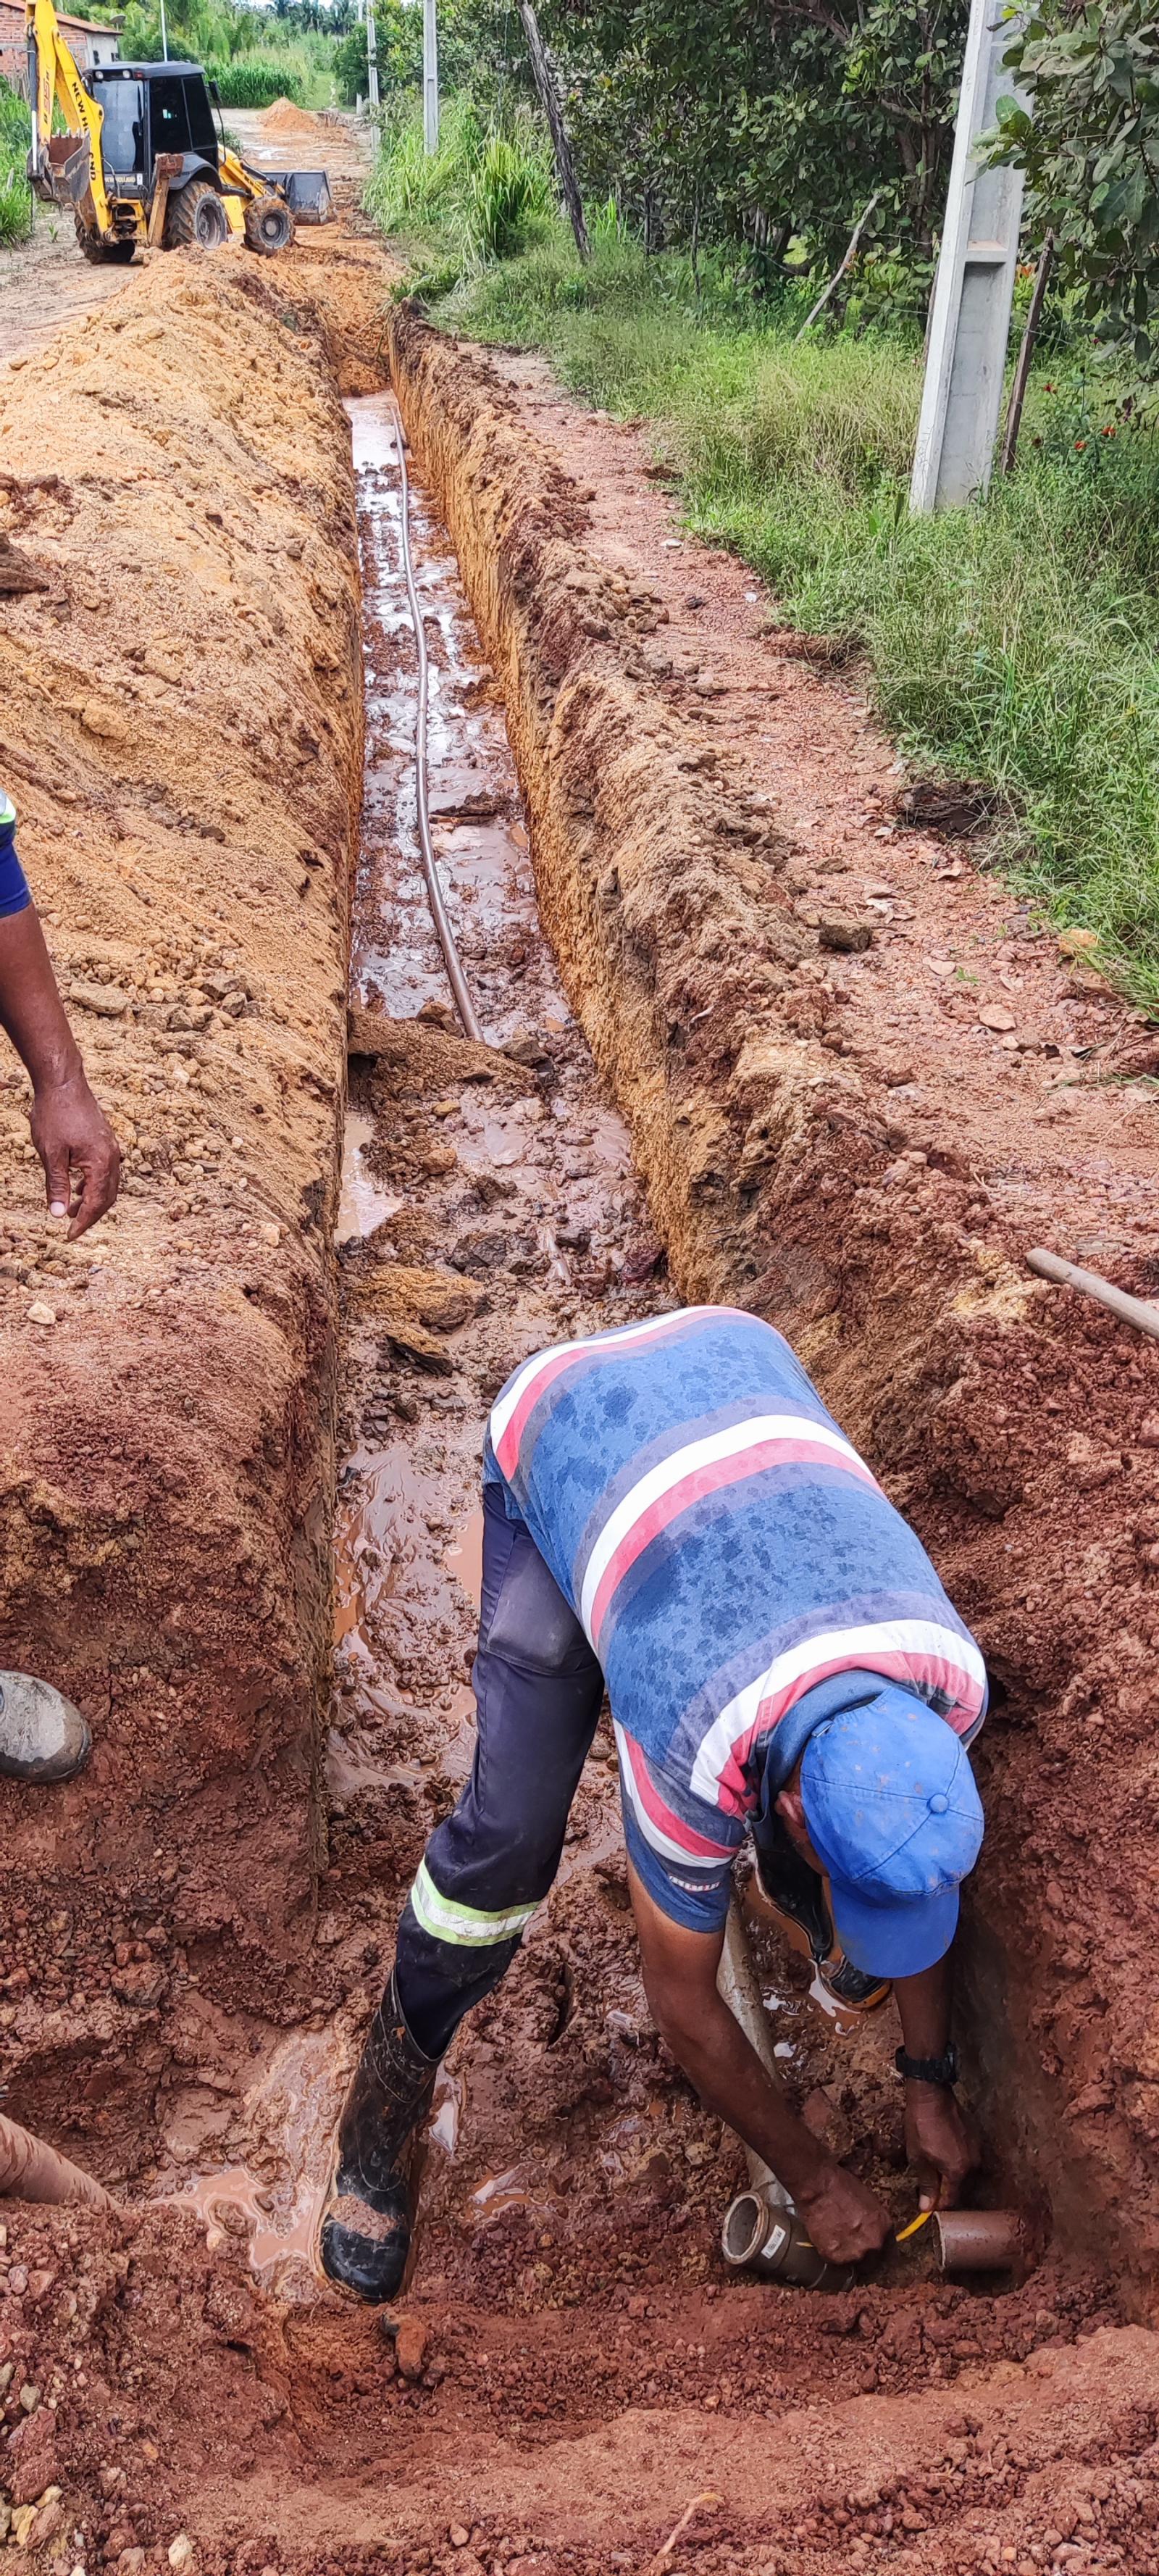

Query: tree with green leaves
537,0,968,271
992,0,1159,369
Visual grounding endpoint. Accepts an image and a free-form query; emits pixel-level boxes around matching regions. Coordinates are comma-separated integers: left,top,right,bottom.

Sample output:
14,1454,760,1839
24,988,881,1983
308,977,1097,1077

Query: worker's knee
481,1512,598,1680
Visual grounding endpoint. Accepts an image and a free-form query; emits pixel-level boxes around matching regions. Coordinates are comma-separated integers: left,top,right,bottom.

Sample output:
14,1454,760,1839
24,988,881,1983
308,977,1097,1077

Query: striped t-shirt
485,1306,987,1932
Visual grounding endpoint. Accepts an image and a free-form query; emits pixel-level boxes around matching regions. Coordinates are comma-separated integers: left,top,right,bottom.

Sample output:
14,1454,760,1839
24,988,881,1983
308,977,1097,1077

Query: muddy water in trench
159,396,936,2325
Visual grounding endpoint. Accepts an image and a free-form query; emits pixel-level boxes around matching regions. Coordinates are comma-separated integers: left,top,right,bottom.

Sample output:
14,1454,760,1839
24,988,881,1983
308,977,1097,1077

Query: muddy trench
0,237,1158,2571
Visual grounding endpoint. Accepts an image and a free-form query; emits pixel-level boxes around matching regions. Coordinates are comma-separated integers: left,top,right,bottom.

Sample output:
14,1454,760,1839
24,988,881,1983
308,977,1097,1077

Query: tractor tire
74,220,135,264
163,178,230,252
243,194,295,255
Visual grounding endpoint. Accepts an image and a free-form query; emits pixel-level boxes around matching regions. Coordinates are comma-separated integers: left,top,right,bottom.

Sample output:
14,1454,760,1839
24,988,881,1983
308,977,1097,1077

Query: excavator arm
25,0,111,233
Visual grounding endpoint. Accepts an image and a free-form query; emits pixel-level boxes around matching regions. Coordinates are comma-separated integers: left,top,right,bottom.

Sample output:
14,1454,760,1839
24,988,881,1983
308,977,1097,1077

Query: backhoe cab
26,0,311,261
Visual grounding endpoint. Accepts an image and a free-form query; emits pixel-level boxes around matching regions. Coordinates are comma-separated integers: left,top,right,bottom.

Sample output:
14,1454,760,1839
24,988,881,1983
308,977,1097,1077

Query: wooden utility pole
1000,231,1055,474
423,0,438,154
518,0,589,263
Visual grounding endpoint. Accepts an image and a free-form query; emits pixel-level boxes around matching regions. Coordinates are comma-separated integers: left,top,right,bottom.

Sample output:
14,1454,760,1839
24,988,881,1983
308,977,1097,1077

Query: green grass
0,78,32,249
390,217,1159,1007
204,58,306,109
364,99,551,280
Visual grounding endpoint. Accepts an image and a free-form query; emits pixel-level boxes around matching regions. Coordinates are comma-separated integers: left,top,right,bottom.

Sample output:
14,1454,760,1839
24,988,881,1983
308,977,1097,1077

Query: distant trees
533,0,968,272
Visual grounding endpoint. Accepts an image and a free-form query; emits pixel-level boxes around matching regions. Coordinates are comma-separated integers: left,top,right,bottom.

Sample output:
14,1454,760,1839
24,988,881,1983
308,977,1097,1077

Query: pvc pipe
933,2209,1020,2272
716,1900,853,2291
0,2112,114,2212
387,396,482,1045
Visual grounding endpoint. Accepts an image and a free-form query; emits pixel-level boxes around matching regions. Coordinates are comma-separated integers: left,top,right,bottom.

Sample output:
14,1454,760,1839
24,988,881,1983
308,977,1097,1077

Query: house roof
0,2,119,27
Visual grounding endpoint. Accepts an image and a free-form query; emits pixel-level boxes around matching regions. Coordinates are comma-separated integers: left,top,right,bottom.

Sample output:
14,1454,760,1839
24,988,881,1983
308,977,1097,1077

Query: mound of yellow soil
260,97,325,135
0,248,361,2164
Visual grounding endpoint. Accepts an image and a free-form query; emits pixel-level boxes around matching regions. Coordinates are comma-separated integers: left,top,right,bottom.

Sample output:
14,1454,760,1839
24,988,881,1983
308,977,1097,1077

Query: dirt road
0,159,1158,2575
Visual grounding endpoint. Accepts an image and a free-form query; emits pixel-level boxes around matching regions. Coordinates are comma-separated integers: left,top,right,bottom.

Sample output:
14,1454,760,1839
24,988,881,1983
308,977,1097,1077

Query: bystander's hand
31,1067,121,1240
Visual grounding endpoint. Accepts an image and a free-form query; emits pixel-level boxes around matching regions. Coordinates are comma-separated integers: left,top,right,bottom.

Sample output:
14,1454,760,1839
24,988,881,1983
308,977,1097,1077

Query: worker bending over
320,1304,985,2297
0,793,120,1783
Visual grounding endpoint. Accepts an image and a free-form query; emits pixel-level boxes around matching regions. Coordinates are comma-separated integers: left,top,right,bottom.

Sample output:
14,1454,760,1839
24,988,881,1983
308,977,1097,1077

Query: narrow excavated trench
1,231,1159,2571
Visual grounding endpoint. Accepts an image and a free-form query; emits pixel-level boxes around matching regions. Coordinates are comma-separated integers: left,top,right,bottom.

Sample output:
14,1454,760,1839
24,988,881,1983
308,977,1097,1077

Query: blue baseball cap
800,1691,984,1977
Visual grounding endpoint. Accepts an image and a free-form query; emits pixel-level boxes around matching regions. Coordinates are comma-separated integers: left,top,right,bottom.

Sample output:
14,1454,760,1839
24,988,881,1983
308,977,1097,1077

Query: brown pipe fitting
0,2112,114,2212
721,2183,854,2293
933,2209,1021,2273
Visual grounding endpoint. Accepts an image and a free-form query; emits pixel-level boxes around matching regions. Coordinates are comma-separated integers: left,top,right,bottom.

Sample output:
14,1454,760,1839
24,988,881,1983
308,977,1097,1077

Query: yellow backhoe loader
26,0,330,262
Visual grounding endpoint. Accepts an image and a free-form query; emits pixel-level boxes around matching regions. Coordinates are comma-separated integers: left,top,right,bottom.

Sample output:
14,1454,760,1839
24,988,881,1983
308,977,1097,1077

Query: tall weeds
0,79,31,249
364,98,550,271
454,233,1159,1004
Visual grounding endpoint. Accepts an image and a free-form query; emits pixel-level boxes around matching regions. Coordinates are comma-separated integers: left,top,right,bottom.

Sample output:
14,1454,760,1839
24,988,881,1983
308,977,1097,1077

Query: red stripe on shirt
590,1434,878,1648
715,1644,987,1814
624,1729,736,1860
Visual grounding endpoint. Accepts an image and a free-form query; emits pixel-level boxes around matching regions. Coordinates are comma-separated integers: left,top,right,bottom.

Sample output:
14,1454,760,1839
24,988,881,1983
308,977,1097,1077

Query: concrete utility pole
365,0,379,112
423,0,438,154
910,0,1027,512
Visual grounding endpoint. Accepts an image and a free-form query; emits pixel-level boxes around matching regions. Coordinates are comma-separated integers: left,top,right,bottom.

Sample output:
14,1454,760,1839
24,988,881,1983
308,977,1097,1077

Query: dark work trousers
394,1481,606,2060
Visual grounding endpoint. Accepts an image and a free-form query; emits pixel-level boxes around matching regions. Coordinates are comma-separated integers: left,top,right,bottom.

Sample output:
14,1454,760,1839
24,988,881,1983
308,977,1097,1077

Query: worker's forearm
652,1985,834,2203
895,1952,953,2063
0,906,84,1096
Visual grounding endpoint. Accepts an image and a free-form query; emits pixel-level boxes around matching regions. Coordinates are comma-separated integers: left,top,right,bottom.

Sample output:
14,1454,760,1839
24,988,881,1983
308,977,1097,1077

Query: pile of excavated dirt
0,247,361,2169
261,99,328,136
385,301,1159,2309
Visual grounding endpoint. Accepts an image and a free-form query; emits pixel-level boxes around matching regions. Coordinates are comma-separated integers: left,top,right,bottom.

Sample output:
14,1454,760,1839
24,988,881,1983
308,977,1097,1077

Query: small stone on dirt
168,2538,195,2574
394,2315,430,2380
71,981,130,1018
818,915,872,954
979,1006,1017,1033
448,2525,470,2549
25,1303,56,1328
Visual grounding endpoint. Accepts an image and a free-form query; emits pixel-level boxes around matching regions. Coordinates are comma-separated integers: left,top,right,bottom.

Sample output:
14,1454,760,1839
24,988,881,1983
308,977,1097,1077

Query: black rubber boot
753,1814,890,2014
318,1970,439,2304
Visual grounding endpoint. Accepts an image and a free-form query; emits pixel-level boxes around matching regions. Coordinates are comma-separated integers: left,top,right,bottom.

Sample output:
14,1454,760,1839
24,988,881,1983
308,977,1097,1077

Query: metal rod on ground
388,397,483,1045
366,0,380,113
422,0,438,154
0,2112,114,2212
518,0,589,264
1027,1246,1159,1343
1000,232,1055,475
794,191,882,342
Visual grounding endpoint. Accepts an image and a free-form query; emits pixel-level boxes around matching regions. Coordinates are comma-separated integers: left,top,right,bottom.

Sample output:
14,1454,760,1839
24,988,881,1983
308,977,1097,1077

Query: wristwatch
896,2043,959,2088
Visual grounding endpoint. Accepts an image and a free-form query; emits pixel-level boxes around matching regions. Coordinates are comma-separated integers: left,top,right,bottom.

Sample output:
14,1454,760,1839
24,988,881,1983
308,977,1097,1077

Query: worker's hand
795,2162,892,2267
905,2083,979,2212
31,1069,121,1241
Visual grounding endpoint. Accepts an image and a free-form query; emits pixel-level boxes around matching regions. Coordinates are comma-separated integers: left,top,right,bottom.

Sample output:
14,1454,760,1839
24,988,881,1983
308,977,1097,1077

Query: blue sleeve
0,803,32,922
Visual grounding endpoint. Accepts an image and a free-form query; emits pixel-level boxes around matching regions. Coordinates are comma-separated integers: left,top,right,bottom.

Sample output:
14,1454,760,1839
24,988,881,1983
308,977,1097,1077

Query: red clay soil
0,249,362,2164
3,212,1159,2575
0,350,1155,2572
385,303,1159,2306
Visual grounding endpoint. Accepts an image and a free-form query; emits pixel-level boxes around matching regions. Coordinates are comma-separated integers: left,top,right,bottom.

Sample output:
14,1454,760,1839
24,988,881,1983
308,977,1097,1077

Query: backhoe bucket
283,169,334,224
